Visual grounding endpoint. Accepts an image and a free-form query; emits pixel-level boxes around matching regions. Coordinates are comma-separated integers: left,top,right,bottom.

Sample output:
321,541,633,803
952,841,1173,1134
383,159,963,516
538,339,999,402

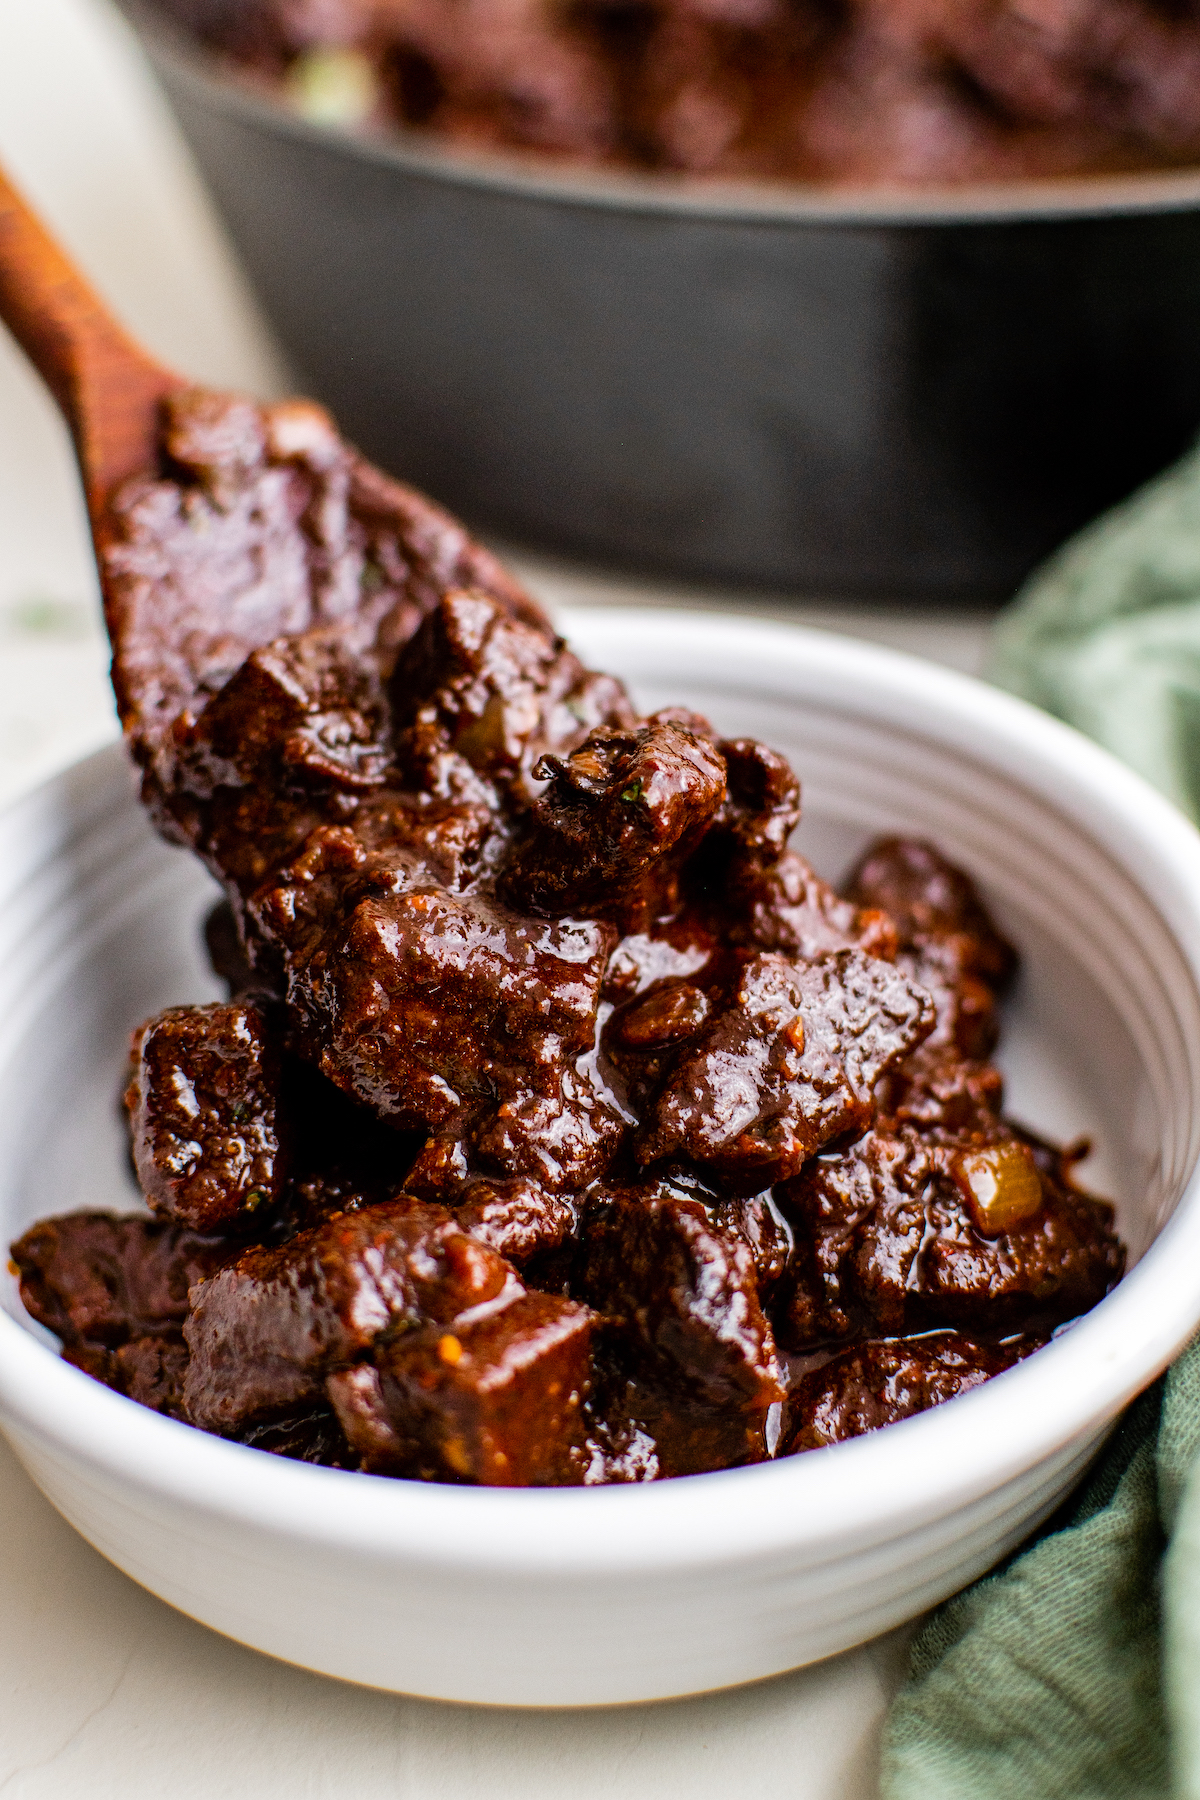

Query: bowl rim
120,0,1200,229
1,610,1199,1576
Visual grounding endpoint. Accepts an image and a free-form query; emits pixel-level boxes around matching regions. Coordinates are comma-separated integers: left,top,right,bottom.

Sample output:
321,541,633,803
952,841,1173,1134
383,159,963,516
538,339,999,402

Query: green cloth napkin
881,1341,1200,1799
989,442,1200,823
881,443,1200,1799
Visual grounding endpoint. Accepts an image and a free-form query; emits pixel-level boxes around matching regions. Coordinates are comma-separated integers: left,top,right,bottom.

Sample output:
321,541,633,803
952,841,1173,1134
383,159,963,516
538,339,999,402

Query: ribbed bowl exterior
0,613,1198,1704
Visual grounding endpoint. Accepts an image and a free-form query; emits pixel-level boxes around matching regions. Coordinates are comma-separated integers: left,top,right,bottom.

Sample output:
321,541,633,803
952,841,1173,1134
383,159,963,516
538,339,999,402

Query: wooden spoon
0,163,183,532
0,155,544,778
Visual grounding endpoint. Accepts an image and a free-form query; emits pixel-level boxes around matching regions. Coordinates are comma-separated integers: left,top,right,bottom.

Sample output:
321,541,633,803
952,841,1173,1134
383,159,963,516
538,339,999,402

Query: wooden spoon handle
0,164,179,516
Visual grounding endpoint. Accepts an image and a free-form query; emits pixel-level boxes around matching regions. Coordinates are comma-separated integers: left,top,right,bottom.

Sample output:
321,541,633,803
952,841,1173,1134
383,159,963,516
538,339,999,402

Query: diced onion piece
285,50,378,129
953,1141,1043,1236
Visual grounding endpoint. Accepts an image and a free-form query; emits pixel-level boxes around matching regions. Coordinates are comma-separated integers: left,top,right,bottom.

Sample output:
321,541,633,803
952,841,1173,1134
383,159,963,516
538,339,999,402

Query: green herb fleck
620,780,643,804
244,1188,267,1212
361,559,386,596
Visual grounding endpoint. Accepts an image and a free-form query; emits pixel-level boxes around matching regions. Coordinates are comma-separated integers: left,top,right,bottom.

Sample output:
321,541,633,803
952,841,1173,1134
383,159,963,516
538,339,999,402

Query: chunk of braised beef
10,1212,232,1350
710,738,802,867
639,949,934,1189
845,837,1017,985
875,1049,1005,1135
282,885,620,1188
124,999,287,1233
162,387,267,502
160,626,393,890
776,1123,1124,1349
590,1371,766,1480
172,626,392,800
844,836,1016,1061
325,1363,405,1473
118,1334,192,1414
464,1053,627,1194
501,718,727,925
841,837,1018,1132
451,1177,579,1266
182,1198,518,1431
726,851,898,963
724,1190,792,1295
899,935,1008,1062
578,1184,784,1472
371,1291,595,1485
390,589,635,804
780,1333,1033,1454
63,1335,191,1417
349,789,503,890
611,979,713,1050
105,390,546,806
238,793,509,1008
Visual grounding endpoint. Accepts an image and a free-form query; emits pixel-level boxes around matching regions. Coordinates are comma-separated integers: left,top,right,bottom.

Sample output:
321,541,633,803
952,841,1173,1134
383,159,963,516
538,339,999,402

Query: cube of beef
727,851,898,964
843,837,1016,981
878,1049,1006,1135
451,1178,578,1266
63,1335,192,1418
174,625,392,799
724,1189,792,1295
348,788,502,891
391,589,634,803
776,1123,1124,1348
183,1198,518,1430
10,1211,232,1349
111,1334,192,1414
602,963,722,1119
285,886,621,1188
586,1367,772,1480
579,1184,784,1473
609,979,712,1052
781,1333,1032,1453
844,837,1016,1068
125,998,287,1233
501,718,727,925
240,785,510,1012
639,949,934,1188
324,1362,407,1473
370,1292,595,1484
706,737,802,869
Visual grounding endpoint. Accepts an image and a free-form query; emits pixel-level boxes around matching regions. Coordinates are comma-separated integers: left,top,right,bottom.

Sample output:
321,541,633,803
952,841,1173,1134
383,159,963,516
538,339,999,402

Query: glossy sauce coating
9,390,1124,1483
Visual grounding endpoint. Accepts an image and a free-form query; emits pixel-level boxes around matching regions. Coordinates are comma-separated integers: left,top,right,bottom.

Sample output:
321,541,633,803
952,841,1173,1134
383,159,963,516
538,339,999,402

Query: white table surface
0,2,997,1789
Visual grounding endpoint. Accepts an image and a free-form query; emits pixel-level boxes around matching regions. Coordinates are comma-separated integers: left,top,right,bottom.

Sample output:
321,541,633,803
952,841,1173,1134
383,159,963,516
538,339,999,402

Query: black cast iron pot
121,2,1200,600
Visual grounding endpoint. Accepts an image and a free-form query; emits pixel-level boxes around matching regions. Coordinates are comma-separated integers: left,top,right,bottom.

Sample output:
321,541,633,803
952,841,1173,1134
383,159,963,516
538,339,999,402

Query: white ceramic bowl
0,608,1199,1707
